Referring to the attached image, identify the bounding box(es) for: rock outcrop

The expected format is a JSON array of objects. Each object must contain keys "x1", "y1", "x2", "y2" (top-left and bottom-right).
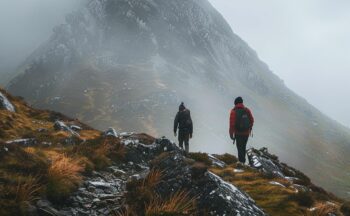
[
  {"x1": 0, "y1": 92, "x2": 15, "y2": 112},
  {"x1": 36, "y1": 137, "x2": 267, "y2": 216}
]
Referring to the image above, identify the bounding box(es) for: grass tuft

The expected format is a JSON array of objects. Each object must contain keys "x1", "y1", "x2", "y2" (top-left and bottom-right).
[
  {"x1": 288, "y1": 191, "x2": 315, "y2": 208},
  {"x1": 15, "y1": 175, "x2": 42, "y2": 206},
  {"x1": 145, "y1": 190, "x2": 197, "y2": 216},
  {"x1": 46, "y1": 154, "x2": 84, "y2": 202}
]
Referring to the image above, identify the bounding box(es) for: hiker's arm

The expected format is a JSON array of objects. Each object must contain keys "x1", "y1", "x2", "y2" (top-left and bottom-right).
[
  {"x1": 229, "y1": 109, "x2": 235, "y2": 139},
  {"x1": 174, "y1": 113, "x2": 179, "y2": 133}
]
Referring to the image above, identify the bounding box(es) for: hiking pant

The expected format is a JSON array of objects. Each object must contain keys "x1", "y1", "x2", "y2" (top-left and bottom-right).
[
  {"x1": 178, "y1": 130, "x2": 190, "y2": 153},
  {"x1": 235, "y1": 135, "x2": 249, "y2": 163}
]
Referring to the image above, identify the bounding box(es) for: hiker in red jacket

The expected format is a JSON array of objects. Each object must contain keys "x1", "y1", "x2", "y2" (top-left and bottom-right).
[{"x1": 229, "y1": 97, "x2": 254, "y2": 164}]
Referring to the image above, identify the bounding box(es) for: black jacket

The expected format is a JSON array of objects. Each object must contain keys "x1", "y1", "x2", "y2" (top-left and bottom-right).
[{"x1": 174, "y1": 109, "x2": 193, "y2": 134}]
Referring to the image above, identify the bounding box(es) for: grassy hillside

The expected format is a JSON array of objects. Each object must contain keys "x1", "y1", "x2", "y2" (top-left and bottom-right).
[{"x1": 1, "y1": 88, "x2": 349, "y2": 216}]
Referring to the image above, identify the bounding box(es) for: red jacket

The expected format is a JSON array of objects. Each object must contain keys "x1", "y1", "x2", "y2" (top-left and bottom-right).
[{"x1": 229, "y1": 103, "x2": 254, "y2": 137}]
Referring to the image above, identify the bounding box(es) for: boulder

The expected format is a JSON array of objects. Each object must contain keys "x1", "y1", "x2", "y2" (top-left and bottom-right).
[
  {"x1": 247, "y1": 148, "x2": 285, "y2": 178},
  {"x1": 103, "y1": 127, "x2": 118, "y2": 137},
  {"x1": 54, "y1": 120, "x2": 79, "y2": 137}
]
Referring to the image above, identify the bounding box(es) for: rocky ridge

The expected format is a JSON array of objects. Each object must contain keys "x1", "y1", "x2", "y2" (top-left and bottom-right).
[{"x1": 32, "y1": 136, "x2": 267, "y2": 216}]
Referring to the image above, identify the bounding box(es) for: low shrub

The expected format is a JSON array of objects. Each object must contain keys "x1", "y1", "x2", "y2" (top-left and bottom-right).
[{"x1": 288, "y1": 191, "x2": 314, "y2": 207}]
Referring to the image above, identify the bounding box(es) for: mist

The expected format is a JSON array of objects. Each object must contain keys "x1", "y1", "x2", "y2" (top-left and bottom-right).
[
  {"x1": 0, "y1": 0, "x2": 83, "y2": 84},
  {"x1": 1, "y1": 0, "x2": 350, "y2": 128},
  {"x1": 209, "y1": 0, "x2": 350, "y2": 128}
]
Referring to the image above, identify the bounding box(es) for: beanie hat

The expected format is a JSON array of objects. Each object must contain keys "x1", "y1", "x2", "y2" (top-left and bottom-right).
[
  {"x1": 179, "y1": 102, "x2": 186, "y2": 111},
  {"x1": 234, "y1": 97, "x2": 243, "y2": 105}
]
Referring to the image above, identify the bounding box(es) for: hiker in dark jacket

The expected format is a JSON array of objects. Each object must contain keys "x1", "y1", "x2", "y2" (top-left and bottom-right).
[
  {"x1": 174, "y1": 102, "x2": 193, "y2": 153},
  {"x1": 229, "y1": 97, "x2": 254, "y2": 164}
]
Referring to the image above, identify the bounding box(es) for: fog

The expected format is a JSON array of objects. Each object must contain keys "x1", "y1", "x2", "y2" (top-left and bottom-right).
[
  {"x1": 0, "y1": 0, "x2": 83, "y2": 83},
  {"x1": 1, "y1": 0, "x2": 350, "y2": 128},
  {"x1": 209, "y1": 0, "x2": 350, "y2": 128}
]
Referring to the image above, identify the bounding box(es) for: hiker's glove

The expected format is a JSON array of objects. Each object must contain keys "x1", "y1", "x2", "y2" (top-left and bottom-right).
[
  {"x1": 190, "y1": 134, "x2": 193, "y2": 139},
  {"x1": 174, "y1": 132, "x2": 177, "y2": 137}
]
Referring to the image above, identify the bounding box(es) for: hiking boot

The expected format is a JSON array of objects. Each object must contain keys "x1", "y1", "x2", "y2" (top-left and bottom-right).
[{"x1": 236, "y1": 162, "x2": 245, "y2": 169}]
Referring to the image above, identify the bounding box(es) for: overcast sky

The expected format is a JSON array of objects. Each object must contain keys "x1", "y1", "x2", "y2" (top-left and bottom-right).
[
  {"x1": 209, "y1": 0, "x2": 350, "y2": 128},
  {"x1": 0, "y1": 0, "x2": 349, "y2": 127}
]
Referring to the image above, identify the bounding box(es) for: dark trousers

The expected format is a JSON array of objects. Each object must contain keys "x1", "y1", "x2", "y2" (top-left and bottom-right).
[
  {"x1": 178, "y1": 130, "x2": 190, "y2": 153},
  {"x1": 235, "y1": 135, "x2": 249, "y2": 163}
]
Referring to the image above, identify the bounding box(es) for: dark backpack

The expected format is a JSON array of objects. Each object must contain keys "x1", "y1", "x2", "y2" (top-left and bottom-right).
[{"x1": 235, "y1": 108, "x2": 251, "y2": 132}]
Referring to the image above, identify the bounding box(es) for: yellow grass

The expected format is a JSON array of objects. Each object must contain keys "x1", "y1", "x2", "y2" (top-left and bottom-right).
[
  {"x1": 210, "y1": 165, "x2": 306, "y2": 216},
  {"x1": 15, "y1": 175, "x2": 42, "y2": 205},
  {"x1": 145, "y1": 190, "x2": 197, "y2": 216},
  {"x1": 143, "y1": 169, "x2": 163, "y2": 189},
  {"x1": 48, "y1": 154, "x2": 84, "y2": 185}
]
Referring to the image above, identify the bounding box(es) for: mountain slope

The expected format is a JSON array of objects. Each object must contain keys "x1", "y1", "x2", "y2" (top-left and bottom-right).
[
  {"x1": 0, "y1": 88, "x2": 347, "y2": 215},
  {"x1": 6, "y1": 0, "x2": 350, "y2": 198}
]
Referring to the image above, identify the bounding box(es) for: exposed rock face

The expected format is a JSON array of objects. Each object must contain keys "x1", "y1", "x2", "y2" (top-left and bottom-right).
[
  {"x1": 0, "y1": 92, "x2": 15, "y2": 112},
  {"x1": 40, "y1": 137, "x2": 266, "y2": 216},
  {"x1": 247, "y1": 147, "x2": 330, "y2": 194},
  {"x1": 151, "y1": 149, "x2": 267, "y2": 216}
]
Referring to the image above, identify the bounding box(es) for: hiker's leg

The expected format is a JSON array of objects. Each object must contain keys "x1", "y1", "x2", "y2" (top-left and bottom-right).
[
  {"x1": 184, "y1": 133, "x2": 190, "y2": 153},
  {"x1": 178, "y1": 131, "x2": 184, "y2": 149},
  {"x1": 236, "y1": 136, "x2": 248, "y2": 163},
  {"x1": 241, "y1": 136, "x2": 249, "y2": 163}
]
